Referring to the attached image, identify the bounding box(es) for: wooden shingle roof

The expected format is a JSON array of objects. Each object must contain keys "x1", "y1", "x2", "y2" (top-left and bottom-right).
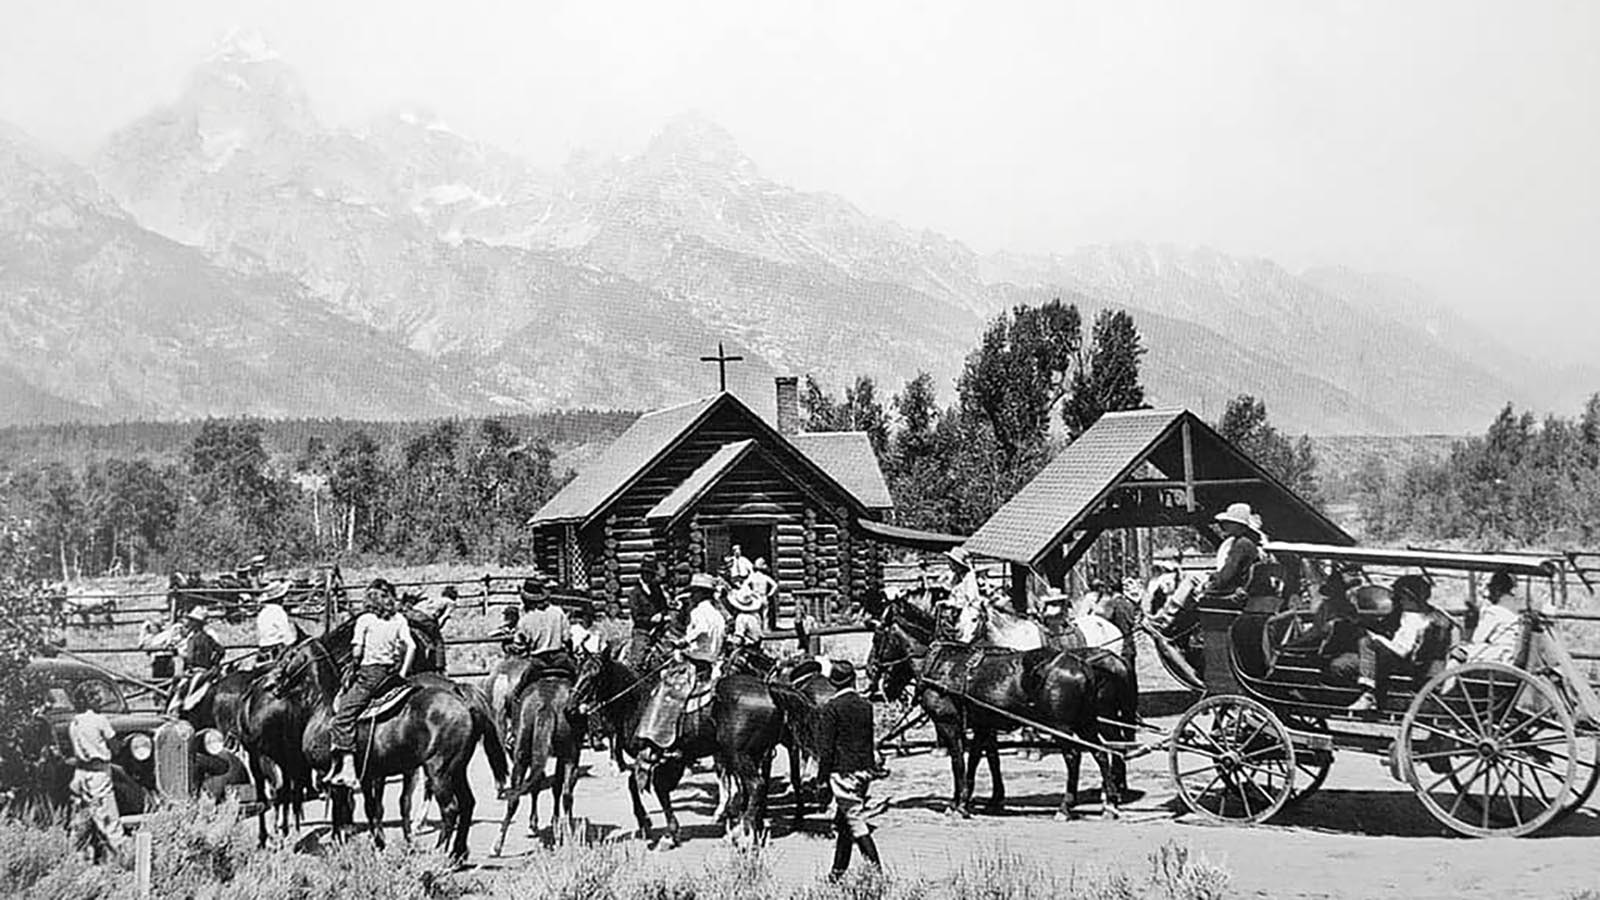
[
  {"x1": 788, "y1": 432, "x2": 894, "y2": 510},
  {"x1": 964, "y1": 408, "x2": 1351, "y2": 566},
  {"x1": 645, "y1": 439, "x2": 757, "y2": 524}
]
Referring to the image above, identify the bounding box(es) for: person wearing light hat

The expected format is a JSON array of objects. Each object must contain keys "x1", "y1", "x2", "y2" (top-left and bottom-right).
[
  {"x1": 145, "y1": 604, "x2": 225, "y2": 716},
  {"x1": 814, "y1": 660, "x2": 882, "y2": 879},
  {"x1": 941, "y1": 545, "x2": 983, "y2": 610},
  {"x1": 254, "y1": 580, "x2": 297, "y2": 665},
  {"x1": 1148, "y1": 502, "x2": 1265, "y2": 637},
  {"x1": 676, "y1": 572, "x2": 727, "y2": 673},
  {"x1": 725, "y1": 575, "x2": 766, "y2": 653},
  {"x1": 1451, "y1": 567, "x2": 1525, "y2": 666}
]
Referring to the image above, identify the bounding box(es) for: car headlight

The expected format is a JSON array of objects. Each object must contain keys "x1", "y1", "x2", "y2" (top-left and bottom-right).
[{"x1": 129, "y1": 734, "x2": 153, "y2": 761}]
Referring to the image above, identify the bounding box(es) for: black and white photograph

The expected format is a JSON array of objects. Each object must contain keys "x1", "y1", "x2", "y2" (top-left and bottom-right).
[{"x1": 1, "y1": 2, "x2": 1596, "y2": 898}]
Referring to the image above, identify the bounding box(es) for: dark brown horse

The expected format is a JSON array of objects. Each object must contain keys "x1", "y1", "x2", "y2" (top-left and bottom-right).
[
  {"x1": 570, "y1": 647, "x2": 784, "y2": 849},
  {"x1": 238, "y1": 668, "x2": 315, "y2": 846},
  {"x1": 490, "y1": 657, "x2": 583, "y2": 855},
  {"x1": 869, "y1": 594, "x2": 1134, "y2": 819},
  {"x1": 920, "y1": 641, "x2": 1132, "y2": 820},
  {"x1": 270, "y1": 636, "x2": 483, "y2": 861}
]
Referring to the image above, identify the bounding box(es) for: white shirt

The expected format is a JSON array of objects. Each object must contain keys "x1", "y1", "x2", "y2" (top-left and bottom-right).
[
  {"x1": 682, "y1": 600, "x2": 727, "y2": 663},
  {"x1": 946, "y1": 570, "x2": 982, "y2": 608},
  {"x1": 570, "y1": 622, "x2": 604, "y2": 655},
  {"x1": 745, "y1": 569, "x2": 778, "y2": 604},
  {"x1": 256, "y1": 602, "x2": 295, "y2": 648},
  {"x1": 352, "y1": 612, "x2": 415, "y2": 668},
  {"x1": 1376, "y1": 610, "x2": 1430, "y2": 659},
  {"x1": 1463, "y1": 603, "x2": 1522, "y2": 664},
  {"x1": 729, "y1": 555, "x2": 754, "y2": 581}
]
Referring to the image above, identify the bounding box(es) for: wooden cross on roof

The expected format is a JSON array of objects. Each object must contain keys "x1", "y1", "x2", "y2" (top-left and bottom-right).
[{"x1": 700, "y1": 341, "x2": 744, "y2": 392}]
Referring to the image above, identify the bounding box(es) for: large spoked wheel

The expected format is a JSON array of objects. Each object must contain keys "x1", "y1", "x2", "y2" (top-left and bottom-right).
[
  {"x1": 1279, "y1": 716, "x2": 1333, "y2": 808},
  {"x1": 1399, "y1": 661, "x2": 1578, "y2": 837},
  {"x1": 1170, "y1": 694, "x2": 1296, "y2": 824}
]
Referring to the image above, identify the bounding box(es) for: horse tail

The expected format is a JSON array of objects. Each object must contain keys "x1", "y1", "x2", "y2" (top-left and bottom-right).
[
  {"x1": 510, "y1": 684, "x2": 561, "y2": 798},
  {"x1": 766, "y1": 681, "x2": 819, "y2": 755},
  {"x1": 457, "y1": 681, "x2": 509, "y2": 788}
]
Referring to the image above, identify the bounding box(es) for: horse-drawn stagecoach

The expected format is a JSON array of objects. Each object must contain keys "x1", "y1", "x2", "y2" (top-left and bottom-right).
[{"x1": 1156, "y1": 542, "x2": 1600, "y2": 837}]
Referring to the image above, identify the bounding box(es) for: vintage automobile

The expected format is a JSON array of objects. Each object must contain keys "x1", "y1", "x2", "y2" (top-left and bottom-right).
[{"x1": 25, "y1": 657, "x2": 166, "y2": 813}]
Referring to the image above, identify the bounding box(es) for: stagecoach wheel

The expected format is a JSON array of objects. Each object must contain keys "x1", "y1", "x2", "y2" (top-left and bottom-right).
[
  {"x1": 1399, "y1": 661, "x2": 1577, "y2": 838},
  {"x1": 1169, "y1": 694, "x2": 1296, "y2": 825},
  {"x1": 1550, "y1": 734, "x2": 1600, "y2": 825}
]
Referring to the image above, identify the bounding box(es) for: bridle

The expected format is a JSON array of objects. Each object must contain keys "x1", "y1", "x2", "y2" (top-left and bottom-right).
[{"x1": 271, "y1": 637, "x2": 332, "y2": 698}]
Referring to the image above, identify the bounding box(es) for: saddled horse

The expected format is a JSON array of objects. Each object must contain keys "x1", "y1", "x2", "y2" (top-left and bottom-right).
[
  {"x1": 486, "y1": 653, "x2": 585, "y2": 855},
  {"x1": 570, "y1": 647, "x2": 786, "y2": 849},
  {"x1": 269, "y1": 636, "x2": 486, "y2": 861},
  {"x1": 319, "y1": 614, "x2": 507, "y2": 834},
  {"x1": 239, "y1": 663, "x2": 316, "y2": 846}
]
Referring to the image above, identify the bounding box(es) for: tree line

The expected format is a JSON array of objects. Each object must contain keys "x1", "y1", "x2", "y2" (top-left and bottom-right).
[
  {"x1": 0, "y1": 417, "x2": 571, "y2": 581},
  {"x1": 1354, "y1": 397, "x2": 1600, "y2": 548}
]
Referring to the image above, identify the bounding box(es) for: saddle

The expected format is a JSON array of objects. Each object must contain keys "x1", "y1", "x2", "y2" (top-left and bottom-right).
[
  {"x1": 357, "y1": 682, "x2": 420, "y2": 722},
  {"x1": 636, "y1": 661, "x2": 717, "y2": 752}
]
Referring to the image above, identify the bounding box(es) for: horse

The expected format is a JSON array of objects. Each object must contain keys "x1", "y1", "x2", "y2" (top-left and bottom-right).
[
  {"x1": 58, "y1": 593, "x2": 117, "y2": 628},
  {"x1": 319, "y1": 614, "x2": 508, "y2": 837},
  {"x1": 269, "y1": 636, "x2": 484, "y2": 861},
  {"x1": 239, "y1": 665, "x2": 316, "y2": 847},
  {"x1": 870, "y1": 591, "x2": 1133, "y2": 820},
  {"x1": 570, "y1": 646, "x2": 786, "y2": 849},
  {"x1": 490, "y1": 655, "x2": 584, "y2": 855}
]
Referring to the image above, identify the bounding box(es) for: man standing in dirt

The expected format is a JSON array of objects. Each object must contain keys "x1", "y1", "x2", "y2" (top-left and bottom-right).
[
  {"x1": 68, "y1": 686, "x2": 126, "y2": 865},
  {"x1": 815, "y1": 660, "x2": 881, "y2": 880}
]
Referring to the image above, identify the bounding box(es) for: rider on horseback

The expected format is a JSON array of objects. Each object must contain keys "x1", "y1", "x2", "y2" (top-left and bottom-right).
[
  {"x1": 143, "y1": 606, "x2": 224, "y2": 717},
  {"x1": 635, "y1": 573, "x2": 725, "y2": 756},
  {"x1": 254, "y1": 581, "x2": 297, "y2": 667},
  {"x1": 329, "y1": 580, "x2": 417, "y2": 789}
]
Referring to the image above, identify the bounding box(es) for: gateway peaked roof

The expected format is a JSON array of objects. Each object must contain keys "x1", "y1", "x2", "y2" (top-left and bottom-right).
[{"x1": 963, "y1": 408, "x2": 1351, "y2": 567}]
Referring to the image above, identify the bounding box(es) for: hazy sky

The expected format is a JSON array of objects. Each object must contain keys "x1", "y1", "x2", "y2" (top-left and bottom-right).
[{"x1": 3, "y1": 0, "x2": 1596, "y2": 363}]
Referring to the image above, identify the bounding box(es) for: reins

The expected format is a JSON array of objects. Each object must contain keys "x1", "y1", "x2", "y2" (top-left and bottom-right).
[{"x1": 580, "y1": 657, "x2": 675, "y2": 716}]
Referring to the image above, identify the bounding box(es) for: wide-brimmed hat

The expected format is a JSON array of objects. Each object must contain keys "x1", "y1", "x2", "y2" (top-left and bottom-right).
[
  {"x1": 754, "y1": 557, "x2": 770, "y2": 573},
  {"x1": 245, "y1": 553, "x2": 268, "y2": 569},
  {"x1": 1213, "y1": 503, "x2": 1258, "y2": 530},
  {"x1": 727, "y1": 588, "x2": 763, "y2": 613},
  {"x1": 260, "y1": 581, "x2": 290, "y2": 603},
  {"x1": 828, "y1": 659, "x2": 856, "y2": 688},
  {"x1": 519, "y1": 577, "x2": 548, "y2": 598},
  {"x1": 946, "y1": 546, "x2": 972, "y2": 568},
  {"x1": 689, "y1": 572, "x2": 718, "y2": 592},
  {"x1": 185, "y1": 606, "x2": 211, "y2": 623}
]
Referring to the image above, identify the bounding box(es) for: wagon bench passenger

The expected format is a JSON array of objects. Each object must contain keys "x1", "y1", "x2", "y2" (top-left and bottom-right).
[
  {"x1": 329, "y1": 580, "x2": 416, "y2": 789},
  {"x1": 1349, "y1": 575, "x2": 1451, "y2": 711}
]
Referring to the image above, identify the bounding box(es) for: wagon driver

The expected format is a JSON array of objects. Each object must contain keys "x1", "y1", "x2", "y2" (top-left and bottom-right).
[
  {"x1": 1148, "y1": 502, "x2": 1264, "y2": 638},
  {"x1": 935, "y1": 546, "x2": 984, "y2": 632},
  {"x1": 142, "y1": 605, "x2": 224, "y2": 717}
]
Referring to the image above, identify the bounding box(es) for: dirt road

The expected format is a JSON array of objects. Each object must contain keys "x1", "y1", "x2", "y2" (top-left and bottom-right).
[{"x1": 453, "y1": 710, "x2": 1600, "y2": 900}]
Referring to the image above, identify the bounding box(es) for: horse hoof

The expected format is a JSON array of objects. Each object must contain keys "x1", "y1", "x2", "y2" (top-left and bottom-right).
[
  {"x1": 1054, "y1": 810, "x2": 1075, "y2": 822},
  {"x1": 1102, "y1": 808, "x2": 1121, "y2": 821}
]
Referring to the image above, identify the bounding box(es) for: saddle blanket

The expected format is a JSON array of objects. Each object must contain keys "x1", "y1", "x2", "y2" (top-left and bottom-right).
[{"x1": 357, "y1": 683, "x2": 420, "y2": 721}]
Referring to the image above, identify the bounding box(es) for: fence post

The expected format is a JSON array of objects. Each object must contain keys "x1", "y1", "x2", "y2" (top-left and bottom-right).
[
  {"x1": 322, "y1": 568, "x2": 334, "y2": 635},
  {"x1": 482, "y1": 574, "x2": 492, "y2": 617},
  {"x1": 134, "y1": 830, "x2": 152, "y2": 899}
]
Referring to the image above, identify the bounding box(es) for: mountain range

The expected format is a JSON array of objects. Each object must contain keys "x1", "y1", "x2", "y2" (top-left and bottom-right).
[{"x1": 0, "y1": 32, "x2": 1588, "y2": 434}]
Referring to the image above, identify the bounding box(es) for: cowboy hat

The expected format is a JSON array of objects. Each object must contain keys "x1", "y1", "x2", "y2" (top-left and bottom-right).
[
  {"x1": 185, "y1": 606, "x2": 211, "y2": 623},
  {"x1": 259, "y1": 581, "x2": 290, "y2": 603},
  {"x1": 1213, "y1": 502, "x2": 1258, "y2": 530},
  {"x1": 519, "y1": 576, "x2": 547, "y2": 596},
  {"x1": 754, "y1": 557, "x2": 770, "y2": 573},
  {"x1": 727, "y1": 588, "x2": 764, "y2": 613},
  {"x1": 945, "y1": 546, "x2": 972, "y2": 568},
  {"x1": 828, "y1": 659, "x2": 856, "y2": 688},
  {"x1": 689, "y1": 572, "x2": 718, "y2": 592}
]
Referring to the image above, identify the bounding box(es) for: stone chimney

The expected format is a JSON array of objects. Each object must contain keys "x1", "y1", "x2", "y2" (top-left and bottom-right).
[{"x1": 775, "y1": 376, "x2": 800, "y2": 435}]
